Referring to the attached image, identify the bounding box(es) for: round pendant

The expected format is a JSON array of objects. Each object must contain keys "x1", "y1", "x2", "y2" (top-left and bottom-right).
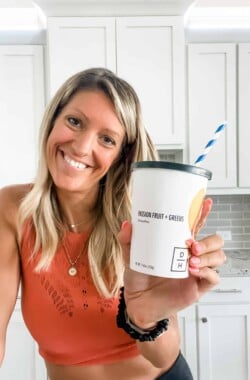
[{"x1": 68, "y1": 267, "x2": 77, "y2": 276}]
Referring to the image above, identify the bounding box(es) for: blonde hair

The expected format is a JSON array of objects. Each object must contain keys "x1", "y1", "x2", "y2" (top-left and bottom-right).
[{"x1": 18, "y1": 67, "x2": 158, "y2": 297}]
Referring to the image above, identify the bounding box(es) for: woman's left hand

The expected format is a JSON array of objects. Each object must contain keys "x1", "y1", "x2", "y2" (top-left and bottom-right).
[{"x1": 118, "y1": 198, "x2": 226, "y2": 329}]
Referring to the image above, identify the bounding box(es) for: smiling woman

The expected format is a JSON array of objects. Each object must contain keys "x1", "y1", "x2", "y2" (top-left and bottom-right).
[{"x1": 0, "y1": 67, "x2": 225, "y2": 380}]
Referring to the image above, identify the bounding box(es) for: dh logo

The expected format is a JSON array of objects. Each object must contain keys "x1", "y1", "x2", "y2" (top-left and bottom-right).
[{"x1": 171, "y1": 247, "x2": 188, "y2": 272}]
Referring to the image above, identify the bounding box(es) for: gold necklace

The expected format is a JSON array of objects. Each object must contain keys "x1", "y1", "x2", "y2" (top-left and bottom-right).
[
  {"x1": 62, "y1": 240, "x2": 86, "y2": 276},
  {"x1": 68, "y1": 220, "x2": 85, "y2": 230}
]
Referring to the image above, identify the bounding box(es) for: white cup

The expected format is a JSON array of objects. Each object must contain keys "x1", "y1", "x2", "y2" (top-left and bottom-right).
[{"x1": 130, "y1": 161, "x2": 212, "y2": 278}]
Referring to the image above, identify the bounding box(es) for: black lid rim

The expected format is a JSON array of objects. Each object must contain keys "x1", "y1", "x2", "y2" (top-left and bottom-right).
[{"x1": 132, "y1": 161, "x2": 212, "y2": 180}]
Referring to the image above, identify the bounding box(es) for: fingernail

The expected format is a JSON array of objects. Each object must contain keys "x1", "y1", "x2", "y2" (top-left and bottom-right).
[
  {"x1": 193, "y1": 242, "x2": 202, "y2": 254},
  {"x1": 189, "y1": 267, "x2": 200, "y2": 273},
  {"x1": 190, "y1": 256, "x2": 200, "y2": 265}
]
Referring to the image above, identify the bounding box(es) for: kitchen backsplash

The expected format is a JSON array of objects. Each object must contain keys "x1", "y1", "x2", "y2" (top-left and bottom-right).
[{"x1": 198, "y1": 195, "x2": 250, "y2": 250}]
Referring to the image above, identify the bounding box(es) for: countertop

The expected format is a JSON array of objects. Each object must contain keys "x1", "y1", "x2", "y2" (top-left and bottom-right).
[{"x1": 220, "y1": 249, "x2": 250, "y2": 277}]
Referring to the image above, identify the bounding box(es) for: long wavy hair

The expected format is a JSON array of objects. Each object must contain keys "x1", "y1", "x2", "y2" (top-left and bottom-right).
[{"x1": 18, "y1": 67, "x2": 158, "y2": 297}]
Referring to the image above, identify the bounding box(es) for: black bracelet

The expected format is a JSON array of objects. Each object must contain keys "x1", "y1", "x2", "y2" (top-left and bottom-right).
[{"x1": 116, "y1": 287, "x2": 169, "y2": 342}]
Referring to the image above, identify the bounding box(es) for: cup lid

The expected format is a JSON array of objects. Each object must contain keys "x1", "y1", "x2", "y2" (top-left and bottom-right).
[{"x1": 132, "y1": 161, "x2": 212, "y2": 180}]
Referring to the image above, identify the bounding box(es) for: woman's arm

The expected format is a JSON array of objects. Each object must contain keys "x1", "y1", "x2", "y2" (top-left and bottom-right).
[
  {"x1": 136, "y1": 314, "x2": 180, "y2": 369},
  {"x1": 118, "y1": 199, "x2": 225, "y2": 368},
  {"x1": 0, "y1": 186, "x2": 21, "y2": 365}
]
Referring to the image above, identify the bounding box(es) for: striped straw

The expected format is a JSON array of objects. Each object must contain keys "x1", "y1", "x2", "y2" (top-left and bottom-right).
[{"x1": 194, "y1": 123, "x2": 227, "y2": 166}]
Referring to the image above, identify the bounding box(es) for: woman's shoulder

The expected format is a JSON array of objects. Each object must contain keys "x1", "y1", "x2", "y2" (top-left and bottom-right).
[
  {"x1": 0, "y1": 183, "x2": 33, "y2": 221},
  {"x1": 0, "y1": 183, "x2": 32, "y2": 203}
]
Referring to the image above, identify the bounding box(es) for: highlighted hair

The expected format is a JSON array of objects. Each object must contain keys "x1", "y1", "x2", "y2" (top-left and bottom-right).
[{"x1": 18, "y1": 68, "x2": 158, "y2": 297}]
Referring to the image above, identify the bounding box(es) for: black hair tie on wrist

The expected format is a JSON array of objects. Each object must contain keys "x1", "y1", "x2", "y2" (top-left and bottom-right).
[{"x1": 116, "y1": 287, "x2": 169, "y2": 342}]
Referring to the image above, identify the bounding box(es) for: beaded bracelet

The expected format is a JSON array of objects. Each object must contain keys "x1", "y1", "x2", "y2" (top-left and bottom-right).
[{"x1": 116, "y1": 287, "x2": 169, "y2": 342}]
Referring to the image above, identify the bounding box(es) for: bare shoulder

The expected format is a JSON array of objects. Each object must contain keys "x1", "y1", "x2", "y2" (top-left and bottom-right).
[{"x1": 0, "y1": 183, "x2": 32, "y2": 226}]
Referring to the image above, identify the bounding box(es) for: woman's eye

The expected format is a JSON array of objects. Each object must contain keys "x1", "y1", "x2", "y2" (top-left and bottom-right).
[
  {"x1": 102, "y1": 135, "x2": 116, "y2": 146},
  {"x1": 68, "y1": 117, "x2": 81, "y2": 128}
]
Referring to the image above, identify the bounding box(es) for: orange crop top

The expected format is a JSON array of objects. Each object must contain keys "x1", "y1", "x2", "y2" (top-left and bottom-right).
[{"x1": 20, "y1": 224, "x2": 139, "y2": 366}]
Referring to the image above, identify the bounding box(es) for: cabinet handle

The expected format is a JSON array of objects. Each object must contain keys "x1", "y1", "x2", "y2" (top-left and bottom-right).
[
  {"x1": 201, "y1": 317, "x2": 208, "y2": 323},
  {"x1": 211, "y1": 288, "x2": 242, "y2": 293}
]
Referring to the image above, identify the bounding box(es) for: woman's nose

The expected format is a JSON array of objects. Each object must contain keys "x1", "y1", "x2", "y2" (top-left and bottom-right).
[{"x1": 73, "y1": 131, "x2": 96, "y2": 156}]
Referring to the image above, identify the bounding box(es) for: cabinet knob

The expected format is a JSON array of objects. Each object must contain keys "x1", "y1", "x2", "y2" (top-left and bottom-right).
[{"x1": 201, "y1": 317, "x2": 208, "y2": 323}]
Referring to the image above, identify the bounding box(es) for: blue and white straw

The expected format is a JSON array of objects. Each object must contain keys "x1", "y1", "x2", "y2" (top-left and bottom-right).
[{"x1": 194, "y1": 123, "x2": 227, "y2": 166}]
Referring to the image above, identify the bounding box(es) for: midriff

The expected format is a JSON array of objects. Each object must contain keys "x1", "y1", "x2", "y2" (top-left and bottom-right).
[{"x1": 45, "y1": 354, "x2": 172, "y2": 380}]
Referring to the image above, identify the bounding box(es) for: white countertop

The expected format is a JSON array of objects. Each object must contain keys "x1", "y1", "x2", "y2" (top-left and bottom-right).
[{"x1": 220, "y1": 249, "x2": 250, "y2": 277}]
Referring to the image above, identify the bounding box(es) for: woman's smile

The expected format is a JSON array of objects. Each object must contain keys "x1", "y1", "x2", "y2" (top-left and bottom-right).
[{"x1": 63, "y1": 152, "x2": 88, "y2": 171}]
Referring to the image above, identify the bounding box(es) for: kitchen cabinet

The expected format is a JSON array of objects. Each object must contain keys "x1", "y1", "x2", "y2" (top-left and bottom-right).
[
  {"x1": 198, "y1": 277, "x2": 250, "y2": 380},
  {"x1": 116, "y1": 17, "x2": 185, "y2": 146},
  {"x1": 47, "y1": 16, "x2": 185, "y2": 146},
  {"x1": 178, "y1": 306, "x2": 198, "y2": 379},
  {"x1": 0, "y1": 45, "x2": 45, "y2": 187},
  {"x1": 0, "y1": 299, "x2": 47, "y2": 380},
  {"x1": 0, "y1": 45, "x2": 47, "y2": 378},
  {"x1": 179, "y1": 277, "x2": 250, "y2": 380},
  {"x1": 187, "y1": 43, "x2": 237, "y2": 190},
  {"x1": 238, "y1": 43, "x2": 250, "y2": 188},
  {"x1": 188, "y1": 42, "x2": 250, "y2": 193},
  {"x1": 47, "y1": 17, "x2": 116, "y2": 96},
  {"x1": 197, "y1": 303, "x2": 250, "y2": 380}
]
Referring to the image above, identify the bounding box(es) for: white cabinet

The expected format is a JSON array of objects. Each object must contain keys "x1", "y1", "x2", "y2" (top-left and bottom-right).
[
  {"x1": 179, "y1": 277, "x2": 250, "y2": 380},
  {"x1": 116, "y1": 17, "x2": 185, "y2": 146},
  {"x1": 188, "y1": 42, "x2": 250, "y2": 193},
  {"x1": 178, "y1": 306, "x2": 198, "y2": 379},
  {"x1": 197, "y1": 303, "x2": 250, "y2": 380},
  {"x1": 47, "y1": 16, "x2": 185, "y2": 146},
  {"x1": 0, "y1": 45, "x2": 45, "y2": 188},
  {"x1": 0, "y1": 299, "x2": 47, "y2": 380},
  {"x1": 188, "y1": 43, "x2": 237, "y2": 190},
  {"x1": 0, "y1": 45, "x2": 47, "y2": 377},
  {"x1": 47, "y1": 17, "x2": 116, "y2": 96},
  {"x1": 197, "y1": 277, "x2": 250, "y2": 380},
  {"x1": 238, "y1": 43, "x2": 250, "y2": 188}
]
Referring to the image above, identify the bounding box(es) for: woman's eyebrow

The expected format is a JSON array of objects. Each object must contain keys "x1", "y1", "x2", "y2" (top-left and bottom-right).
[
  {"x1": 66, "y1": 107, "x2": 89, "y2": 122},
  {"x1": 102, "y1": 128, "x2": 124, "y2": 139}
]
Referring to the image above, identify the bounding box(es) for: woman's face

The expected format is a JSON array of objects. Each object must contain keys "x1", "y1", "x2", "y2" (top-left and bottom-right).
[{"x1": 46, "y1": 90, "x2": 125, "y2": 195}]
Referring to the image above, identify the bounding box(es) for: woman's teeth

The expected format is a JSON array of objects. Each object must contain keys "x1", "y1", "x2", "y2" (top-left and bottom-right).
[{"x1": 64, "y1": 154, "x2": 87, "y2": 170}]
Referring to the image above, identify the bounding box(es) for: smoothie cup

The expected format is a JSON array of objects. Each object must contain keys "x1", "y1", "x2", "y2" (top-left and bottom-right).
[{"x1": 130, "y1": 161, "x2": 212, "y2": 278}]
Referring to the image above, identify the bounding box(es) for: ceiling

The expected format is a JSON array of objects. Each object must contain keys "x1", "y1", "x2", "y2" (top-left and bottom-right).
[
  {"x1": 195, "y1": 0, "x2": 250, "y2": 5},
  {"x1": 0, "y1": 0, "x2": 249, "y2": 42},
  {"x1": 0, "y1": 0, "x2": 249, "y2": 19},
  {"x1": 0, "y1": 0, "x2": 249, "y2": 7}
]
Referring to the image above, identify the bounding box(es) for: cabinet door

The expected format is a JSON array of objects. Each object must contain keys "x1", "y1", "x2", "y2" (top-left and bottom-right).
[
  {"x1": 188, "y1": 43, "x2": 237, "y2": 188},
  {"x1": 238, "y1": 43, "x2": 250, "y2": 188},
  {"x1": 178, "y1": 306, "x2": 198, "y2": 380},
  {"x1": 47, "y1": 17, "x2": 116, "y2": 97},
  {"x1": 0, "y1": 300, "x2": 47, "y2": 380},
  {"x1": 0, "y1": 45, "x2": 45, "y2": 187},
  {"x1": 197, "y1": 304, "x2": 250, "y2": 380},
  {"x1": 116, "y1": 16, "x2": 185, "y2": 146}
]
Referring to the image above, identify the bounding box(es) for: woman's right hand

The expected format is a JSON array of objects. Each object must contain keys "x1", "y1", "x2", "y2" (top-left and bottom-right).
[{"x1": 118, "y1": 220, "x2": 225, "y2": 329}]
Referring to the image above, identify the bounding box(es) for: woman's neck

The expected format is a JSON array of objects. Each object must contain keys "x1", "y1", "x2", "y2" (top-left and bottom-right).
[{"x1": 56, "y1": 187, "x2": 99, "y2": 232}]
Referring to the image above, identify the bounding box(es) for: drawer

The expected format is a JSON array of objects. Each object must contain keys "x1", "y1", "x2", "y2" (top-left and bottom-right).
[{"x1": 199, "y1": 277, "x2": 250, "y2": 303}]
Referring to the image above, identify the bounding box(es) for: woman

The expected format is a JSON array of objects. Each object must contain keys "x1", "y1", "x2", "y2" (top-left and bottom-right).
[{"x1": 0, "y1": 68, "x2": 225, "y2": 380}]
